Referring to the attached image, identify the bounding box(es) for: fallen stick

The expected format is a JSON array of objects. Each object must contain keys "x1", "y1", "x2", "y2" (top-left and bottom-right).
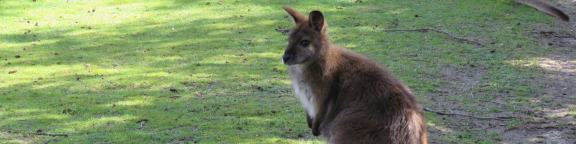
[
  {"x1": 384, "y1": 28, "x2": 486, "y2": 47},
  {"x1": 424, "y1": 107, "x2": 515, "y2": 120},
  {"x1": 137, "y1": 120, "x2": 147, "y2": 129},
  {"x1": 275, "y1": 28, "x2": 291, "y2": 33},
  {"x1": 504, "y1": 125, "x2": 560, "y2": 132},
  {"x1": 34, "y1": 132, "x2": 68, "y2": 137}
]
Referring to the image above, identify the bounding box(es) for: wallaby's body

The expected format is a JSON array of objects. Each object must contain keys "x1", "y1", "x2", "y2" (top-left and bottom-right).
[
  {"x1": 515, "y1": 0, "x2": 570, "y2": 22},
  {"x1": 281, "y1": 6, "x2": 427, "y2": 144}
]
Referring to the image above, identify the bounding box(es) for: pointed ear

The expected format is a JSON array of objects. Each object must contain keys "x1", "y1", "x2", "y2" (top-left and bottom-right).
[
  {"x1": 309, "y1": 10, "x2": 325, "y2": 31},
  {"x1": 282, "y1": 6, "x2": 307, "y2": 24}
]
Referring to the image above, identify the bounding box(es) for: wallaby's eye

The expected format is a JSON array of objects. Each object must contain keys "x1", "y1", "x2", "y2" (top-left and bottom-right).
[{"x1": 300, "y1": 40, "x2": 310, "y2": 47}]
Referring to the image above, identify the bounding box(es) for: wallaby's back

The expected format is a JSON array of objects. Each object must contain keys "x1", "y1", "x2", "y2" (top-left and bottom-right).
[{"x1": 324, "y1": 48, "x2": 428, "y2": 144}]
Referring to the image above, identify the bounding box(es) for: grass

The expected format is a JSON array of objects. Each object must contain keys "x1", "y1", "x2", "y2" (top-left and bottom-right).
[{"x1": 0, "y1": 0, "x2": 568, "y2": 143}]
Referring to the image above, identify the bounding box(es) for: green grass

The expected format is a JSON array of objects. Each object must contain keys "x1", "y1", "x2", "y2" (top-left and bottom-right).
[{"x1": 0, "y1": 0, "x2": 566, "y2": 143}]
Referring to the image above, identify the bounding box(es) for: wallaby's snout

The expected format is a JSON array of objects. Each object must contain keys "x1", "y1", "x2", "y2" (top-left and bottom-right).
[{"x1": 282, "y1": 53, "x2": 294, "y2": 65}]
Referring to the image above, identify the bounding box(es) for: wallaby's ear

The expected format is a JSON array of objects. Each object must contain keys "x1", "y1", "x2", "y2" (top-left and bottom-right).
[
  {"x1": 309, "y1": 10, "x2": 325, "y2": 31},
  {"x1": 282, "y1": 6, "x2": 307, "y2": 24}
]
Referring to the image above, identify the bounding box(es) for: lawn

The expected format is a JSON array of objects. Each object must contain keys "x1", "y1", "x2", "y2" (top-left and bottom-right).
[{"x1": 1, "y1": 0, "x2": 575, "y2": 143}]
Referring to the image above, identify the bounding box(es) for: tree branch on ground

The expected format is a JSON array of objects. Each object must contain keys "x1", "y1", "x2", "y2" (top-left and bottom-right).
[
  {"x1": 424, "y1": 107, "x2": 515, "y2": 120},
  {"x1": 384, "y1": 28, "x2": 486, "y2": 47},
  {"x1": 34, "y1": 132, "x2": 69, "y2": 137}
]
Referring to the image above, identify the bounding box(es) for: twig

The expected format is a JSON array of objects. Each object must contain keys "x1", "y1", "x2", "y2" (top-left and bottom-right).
[
  {"x1": 137, "y1": 120, "x2": 146, "y2": 129},
  {"x1": 384, "y1": 28, "x2": 486, "y2": 47},
  {"x1": 504, "y1": 125, "x2": 560, "y2": 132},
  {"x1": 275, "y1": 28, "x2": 291, "y2": 33},
  {"x1": 170, "y1": 95, "x2": 181, "y2": 98},
  {"x1": 424, "y1": 107, "x2": 515, "y2": 120},
  {"x1": 34, "y1": 132, "x2": 68, "y2": 137}
]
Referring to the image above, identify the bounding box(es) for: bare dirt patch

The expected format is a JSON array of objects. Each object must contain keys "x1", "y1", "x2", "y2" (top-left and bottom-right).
[
  {"x1": 503, "y1": 0, "x2": 576, "y2": 143},
  {"x1": 427, "y1": 1, "x2": 576, "y2": 143}
]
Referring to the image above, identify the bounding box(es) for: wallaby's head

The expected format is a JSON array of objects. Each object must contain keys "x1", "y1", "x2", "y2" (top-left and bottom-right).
[{"x1": 281, "y1": 6, "x2": 328, "y2": 65}]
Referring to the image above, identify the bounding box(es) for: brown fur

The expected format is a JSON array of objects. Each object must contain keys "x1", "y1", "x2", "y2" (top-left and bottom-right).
[
  {"x1": 281, "y1": 6, "x2": 428, "y2": 144},
  {"x1": 515, "y1": 0, "x2": 570, "y2": 22}
]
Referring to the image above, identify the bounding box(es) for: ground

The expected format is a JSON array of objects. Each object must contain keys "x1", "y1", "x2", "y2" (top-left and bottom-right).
[
  {"x1": 0, "y1": 0, "x2": 575, "y2": 143},
  {"x1": 426, "y1": 1, "x2": 576, "y2": 143}
]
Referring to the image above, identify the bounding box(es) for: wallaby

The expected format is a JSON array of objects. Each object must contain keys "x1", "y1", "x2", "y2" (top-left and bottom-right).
[
  {"x1": 281, "y1": 6, "x2": 428, "y2": 144},
  {"x1": 516, "y1": 0, "x2": 570, "y2": 22}
]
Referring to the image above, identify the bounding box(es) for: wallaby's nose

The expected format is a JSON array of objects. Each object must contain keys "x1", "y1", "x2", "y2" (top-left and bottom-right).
[{"x1": 282, "y1": 54, "x2": 292, "y2": 64}]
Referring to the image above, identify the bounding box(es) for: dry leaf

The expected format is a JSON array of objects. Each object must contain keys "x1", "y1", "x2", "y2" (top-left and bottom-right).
[
  {"x1": 251, "y1": 85, "x2": 262, "y2": 90},
  {"x1": 8, "y1": 69, "x2": 17, "y2": 74}
]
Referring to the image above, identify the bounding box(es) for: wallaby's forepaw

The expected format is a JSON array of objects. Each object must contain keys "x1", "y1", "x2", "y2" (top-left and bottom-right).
[
  {"x1": 312, "y1": 129, "x2": 321, "y2": 136},
  {"x1": 312, "y1": 120, "x2": 321, "y2": 136}
]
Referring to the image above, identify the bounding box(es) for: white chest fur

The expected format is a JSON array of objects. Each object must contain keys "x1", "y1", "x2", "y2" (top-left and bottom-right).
[{"x1": 290, "y1": 65, "x2": 317, "y2": 118}]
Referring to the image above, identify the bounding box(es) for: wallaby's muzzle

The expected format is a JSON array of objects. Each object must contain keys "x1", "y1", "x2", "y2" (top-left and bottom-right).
[{"x1": 282, "y1": 54, "x2": 294, "y2": 65}]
